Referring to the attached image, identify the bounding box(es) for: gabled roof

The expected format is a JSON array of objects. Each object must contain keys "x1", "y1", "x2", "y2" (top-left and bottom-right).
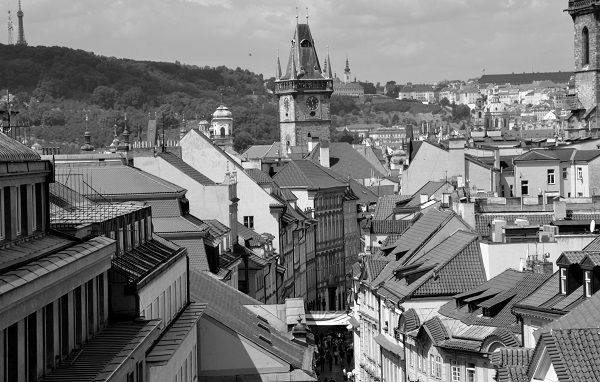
[
  {"x1": 237, "y1": 222, "x2": 262, "y2": 247},
  {"x1": 405, "y1": 180, "x2": 452, "y2": 208},
  {"x1": 273, "y1": 160, "x2": 347, "y2": 190},
  {"x1": 439, "y1": 269, "x2": 551, "y2": 333},
  {"x1": 245, "y1": 168, "x2": 273, "y2": 185},
  {"x1": 513, "y1": 149, "x2": 560, "y2": 162},
  {"x1": 144, "y1": 199, "x2": 181, "y2": 218},
  {"x1": 491, "y1": 347, "x2": 533, "y2": 382},
  {"x1": 535, "y1": 329, "x2": 600, "y2": 382},
  {"x1": 308, "y1": 142, "x2": 386, "y2": 180},
  {"x1": 373, "y1": 194, "x2": 412, "y2": 220},
  {"x1": 157, "y1": 152, "x2": 215, "y2": 186},
  {"x1": 0, "y1": 132, "x2": 41, "y2": 162},
  {"x1": 112, "y1": 236, "x2": 185, "y2": 283},
  {"x1": 377, "y1": 230, "x2": 487, "y2": 301},
  {"x1": 364, "y1": 259, "x2": 390, "y2": 283},
  {"x1": 514, "y1": 271, "x2": 583, "y2": 315},
  {"x1": 171, "y1": 238, "x2": 209, "y2": 272},
  {"x1": 189, "y1": 270, "x2": 311, "y2": 371},
  {"x1": 584, "y1": 235, "x2": 600, "y2": 251},
  {"x1": 55, "y1": 165, "x2": 186, "y2": 199}
]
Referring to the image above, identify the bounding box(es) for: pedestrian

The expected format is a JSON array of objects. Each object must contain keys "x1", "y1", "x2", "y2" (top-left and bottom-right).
[
  {"x1": 346, "y1": 350, "x2": 352, "y2": 366},
  {"x1": 334, "y1": 349, "x2": 339, "y2": 365},
  {"x1": 320, "y1": 353, "x2": 325, "y2": 372},
  {"x1": 327, "y1": 351, "x2": 333, "y2": 371}
]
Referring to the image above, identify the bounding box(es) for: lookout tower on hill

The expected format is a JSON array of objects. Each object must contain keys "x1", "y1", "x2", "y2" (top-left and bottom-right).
[{"x1": 16, "y1": 0, "x2": 26, "y2": 46}]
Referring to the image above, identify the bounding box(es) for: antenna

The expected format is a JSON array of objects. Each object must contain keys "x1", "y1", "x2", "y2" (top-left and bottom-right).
[{"x1": 7, "y1": 6, "x2": 13, "y2": 45}]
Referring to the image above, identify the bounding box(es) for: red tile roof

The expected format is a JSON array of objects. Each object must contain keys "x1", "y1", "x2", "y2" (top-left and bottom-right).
[
  {"x1": 0, "y1": 132, "x2": 41, "y2": 162},
  {"x1": 171, "y1": 238, "x2": 210, "y2": 272},
  {"x1": 245, "y1": 168, "x2": 273, "y2": 185},
  {"x1": 373, "y1": 195, "x2": 411, "y2": 220},
  {"x1": 308, "y1": 142, "x2": 386, "y2": 180}
]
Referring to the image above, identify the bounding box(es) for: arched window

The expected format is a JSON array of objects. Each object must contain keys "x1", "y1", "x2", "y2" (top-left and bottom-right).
[
  {"x1": 478, "y1": 112, "x2": 482, "y2": 118},
  {"x1": 583, "y1": 27, "x2": 590, "y2": 66},
  {"x1": 220, "y1": 127, "x2": 225, "y2": 137}
]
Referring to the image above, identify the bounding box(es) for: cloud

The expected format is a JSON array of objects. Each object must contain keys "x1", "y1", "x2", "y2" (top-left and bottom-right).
[{"x1": 10, "y1": 0, "x2": 573, "y2": 84}]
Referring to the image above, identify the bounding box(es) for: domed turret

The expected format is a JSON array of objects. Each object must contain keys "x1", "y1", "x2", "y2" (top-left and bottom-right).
[{"x1": 212, "y1": 104, "x2": 233, "y2": 119}]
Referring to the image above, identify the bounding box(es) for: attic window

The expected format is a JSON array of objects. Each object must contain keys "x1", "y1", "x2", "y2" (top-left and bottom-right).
[
  {"x1": 257, "y1": 322, "x2": 270, "y2": 332},
  {"x1": 584, "y1": 270, "x2": 592, "y2": 298},
  {"x1": 559, "y1": 268, "x2": 567, "y2": 295},
  {"x1": 482, "y1": 307, "x2": 491, "y2": 318},
  {"x1": 300, "y1": 39, "x2": 312, "y2": 47}
]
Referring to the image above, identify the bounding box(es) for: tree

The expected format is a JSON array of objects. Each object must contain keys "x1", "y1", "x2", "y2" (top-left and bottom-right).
[
  {"x1": 391, "y1": 114, "x2": 400, "y2": 126},
  {"x1": 42, "y1": 109, "x2": 66, "y2": 127},
  {"x1": 233, "y1": 131, "x2": 254, "y2": 153},
  {"x1": 91, "y1": 86, "x2": 119, "y2": 109},
  {"x1": 440, "y1": 97, "x2": 450, "y2": 107}
]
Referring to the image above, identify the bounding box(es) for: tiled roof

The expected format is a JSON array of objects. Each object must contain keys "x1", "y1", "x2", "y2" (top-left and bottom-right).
[
  {"x1": 0, "y1": 132, "x2": 41, "y2": 162},
  {"x1": 365, "y1": 259, "x2": 390, "y2": 283},
  {"x1": 421, "y1": 316, "x2": 449, "y2": 345},
  {"x1": 513, "y1": 150, "x2": 560, "y2": 162},
  {"x1": 157, "y1": 152, "x2": 215, "y2": 185},
  {"x1": 278, "y1": 188, "x2": 298, "y2": 202},
  {"x1": 41, "y1": 320, "x2": 161, "y2": 382},
  {"x1": 146, "y1": 303, "x2": 206, "y2": 364},
  {"x1": 308, "y1": 142, "x2": 386, "y2": 180},
  {"x1": 491, "y1": 347, "x2": 533, "y2": 382},
  {"x1": 370, "y1": 220, "x2": 411, "y2": 234},
  {"x1": 539, "y1": 285, "x2": 600, "y2": 333},
  {"x1": 171, "y1": 238, "x2": 209, "y2": 272},
  {"x1": 237, "y1": 222, "x2": 262, "y2": 247},
  {"x1": 245, "y1": 168, "x2": 273, "y2": 185},
  {"x1": 241, "y1": 144, "x2": 272, "y2": 160},
  {"x1": 537, "y1": 329, "x2": 600, "y2": 382},
  {"x1": 189, "y1": 270, "x2": 310, "y2": 371},
  {"x1": 347, "y1": 179, "x2": 379, "y2": 205},
  {"x1": 144, "y1": 199, "x2": 181, "y2": 218},
  {"x1": 407, "y1": 181, "x2": 451, "y2": 207},
  {"x1": 573, "y1": 149, "x2": 600, "y2": 162},
  {"x1": 515, "y1": 271, "x2": 584, "y2": 315},
  {"x1": 0, "y1": 234, "x2": 74, "y2": 274},
  {"x1": 378, "y1": 230, "x2": 487, "y2": 301},
  {"x1": 273, "y1": 160, "x2": 347, "y2": 190},
  {"x1": 403, "y1": 309, "x2": 421, "y2": 333},
  {"x1": 152, "y1": 216, "x2": 207, "y2": 234},
  {"x1": 112, "y1": 236, "x2": 184, "y2": 283},
  {"x1": 373, "y1": 195, "x2": 411, "y2": 220},
  {"x1": 55, "y1": 165, "x2": 186, "y2": 198},
  {"x1": 583, "y1": 235, "x2": 600, "y2": 251},
  {"x1": 202, "y1": 219, "x2": 231, "y2": 238},
  {"x1": 439, "y1": 269, "x2": 551, "y2": 332}
]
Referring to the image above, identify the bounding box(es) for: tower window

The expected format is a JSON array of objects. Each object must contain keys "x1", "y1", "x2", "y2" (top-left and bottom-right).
[
  {"x1": 583, "y1": 27, "x2": 590, "y2": 66},
  {"x1": 300, "y1": 39, "x2": 312, "y2": 47}
]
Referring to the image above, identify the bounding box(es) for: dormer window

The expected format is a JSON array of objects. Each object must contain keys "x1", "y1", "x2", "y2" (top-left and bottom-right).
[
  {"x1": 585, "y1": 270, "x2": 592, "y2": 298},
  {"x1": 560, "y1": 268, "x2": 567, "y2": 295},
  {"x1": 300, "y1": 39, "x2": 312, "y2": 48}
]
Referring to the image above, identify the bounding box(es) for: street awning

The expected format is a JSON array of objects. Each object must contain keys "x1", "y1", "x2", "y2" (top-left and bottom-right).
[
  {"x1": 348, "y1": 317, "x2": 360, "y2": 328},
  {"x1": 305, "y1": 311, "x2": 350, "y2": 326},
  {"x1": 374, "y1": 334, "x2": 404, "y2": 359}
]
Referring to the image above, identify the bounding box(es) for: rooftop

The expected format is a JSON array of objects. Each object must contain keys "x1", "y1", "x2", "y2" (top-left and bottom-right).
[
  {"x1": 0, "y1": 132, "x2": 41, "y2": 162},
  {"x1": 273, "y1": 160, "x2": 347, "y2": 190},
  {"x1": 157, "y1": 152, "x2": 216, "y2": 186}
]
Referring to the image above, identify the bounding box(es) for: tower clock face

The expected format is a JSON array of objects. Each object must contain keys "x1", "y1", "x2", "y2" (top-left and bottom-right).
[{"x1": 306, "y1": 96, "x2": 319, "y2": 111}]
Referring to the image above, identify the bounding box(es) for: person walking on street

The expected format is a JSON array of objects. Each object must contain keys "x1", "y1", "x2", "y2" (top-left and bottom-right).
[
  {"x1": 334, "y1": 349, "x2": 339, "y2": 365},
  {"x1": 320, "y1": 353, "x2": 325, "y2": 372},
  {"x1": 327, "y1": 351, "x2": 333, "y2": 371}
]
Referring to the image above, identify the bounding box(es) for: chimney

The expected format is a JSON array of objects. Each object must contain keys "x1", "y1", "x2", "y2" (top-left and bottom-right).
[
  {"x1": 307, "y1": 135, "x2": 319, "y2": 153},
  {"x1": 319, "y1": 139, "x2": 330, "y2": 168},
  {"x1": 553, "y1": 201, "x2": 567, "y2": 220}
]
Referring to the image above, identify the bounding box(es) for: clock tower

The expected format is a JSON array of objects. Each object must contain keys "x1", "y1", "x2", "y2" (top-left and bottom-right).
[{"x1": 275, "y1": 22, "x2": 333, "y2": 150}]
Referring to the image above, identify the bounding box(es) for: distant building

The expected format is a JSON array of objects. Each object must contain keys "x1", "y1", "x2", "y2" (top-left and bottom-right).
[
  {"x1": 399, "y1": 83, "x2": 437, "y2": 103},
  {"x1": 332, "y1": 57, "x2": 365, "y2": 97},
  {"x1": 478, "y1": 71, "x2": 573, "y2": 86}
]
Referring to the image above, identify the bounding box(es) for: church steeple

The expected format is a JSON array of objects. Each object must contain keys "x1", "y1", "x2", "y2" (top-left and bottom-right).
[
  {"x1": 275, "y1": 21, "x2": 333, "y2": 148},
  {"x1": 276, "y1": 48, "x2": 282, "y2": 80},
  {"x1": 326, "y1": 47, "x2": 333, "y2": 79},
  {"x1": 343, "y1": 55, "x2": 351, "y2": 84},
  {"x1": 16, "y1": 0, "x2": 26, "y2": 46}
]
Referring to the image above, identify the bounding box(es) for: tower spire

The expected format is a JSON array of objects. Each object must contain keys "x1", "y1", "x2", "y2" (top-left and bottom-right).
[
  {"x1": 306, "y1": 7, "x2": 308, "y2": 24},
  {"x1": 7, "y1": 6, "x2": 13, "y2": 45},
  {"x1": 326, "y1": 46, "x2": 333, "y2": 79},
  {"x1": 295, "y1": 7, "x2": 298, "y2": 24},
  {"x1": 16, "y1": 0, "x2": 26, "y2": 46},
  {"x1": 276, "y1": 48, "x2": 282, "y2": 80},
  {"x1": 289, "y1": 41, "x2": 297, "y2": 80}
]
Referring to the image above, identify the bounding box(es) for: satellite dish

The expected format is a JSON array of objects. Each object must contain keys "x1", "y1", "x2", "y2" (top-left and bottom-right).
[{"x1": 591, "y1": 219, "x2": 596, "y2": 233}]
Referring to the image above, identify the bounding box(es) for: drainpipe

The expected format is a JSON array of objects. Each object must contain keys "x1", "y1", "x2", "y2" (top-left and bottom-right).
[{"x1": 263, "y1": 262, "x2": 272, "y2": 304}]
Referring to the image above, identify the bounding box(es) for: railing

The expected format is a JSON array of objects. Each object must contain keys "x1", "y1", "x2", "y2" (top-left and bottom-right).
[{"x1": 569, "y1": 0, "x2": 598, "y2": 9}]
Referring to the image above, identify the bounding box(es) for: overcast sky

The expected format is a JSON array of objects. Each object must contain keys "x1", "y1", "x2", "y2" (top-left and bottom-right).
[{"x1": 15, "y1": 0, "x2": 573, "y2": 85}]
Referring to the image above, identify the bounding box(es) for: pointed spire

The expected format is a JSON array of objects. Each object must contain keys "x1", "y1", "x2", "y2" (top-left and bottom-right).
[
  {"x1": 306, "y1": 7, "x2": 308, "y2": 24},
  {"x1": 326, "y1": 46, "x2": 333, "y2": 79},
  {"x1": 290, "y1": 42, "x2": 297, "y2": 80},
  {"x1": 345, "y1": 55, "x2": 350, "y2": 71},
  {"x1": 295, "y1": 7, "x2": 298, "y2": 24},
  {"x1": 323, "y1": 56, "x2": 328, "y2": 79},
  {"x1": 276, "y1": 48, "x2": 282, "y2": 80}
]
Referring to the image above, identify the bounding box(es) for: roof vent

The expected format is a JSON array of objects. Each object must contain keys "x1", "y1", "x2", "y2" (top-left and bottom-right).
[
  {"x1": 257, "y1": 315, "x2": 269, "y2": 323},
  {"x1": 258, "y1": 334, "x2": 272, "y2": 345},
  {"x1": 257, "y1": 322, "x2": 270, "y2": 332}
]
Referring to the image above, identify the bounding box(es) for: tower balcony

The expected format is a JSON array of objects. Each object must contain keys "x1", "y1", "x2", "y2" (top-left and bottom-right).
[{"x1": 568, "y1": 0, "x2": 599, "y2": 14}]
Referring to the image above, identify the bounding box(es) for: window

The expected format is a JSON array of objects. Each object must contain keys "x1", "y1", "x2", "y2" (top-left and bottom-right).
[
  {"x1": 15, "y1": 186, "x2": 22, "y2": 236},
  {"x1": 127, "y1": 371, "x2": 134, "y2": 382},
  {"x1": 409, "y1": 347, "x2": 414, "y2": 368},
  {"x1": 136, "y1": 361, "x2": 144, "y2": 382},
  {"x1": 466, "y1": 363, "x2": 476, "y2": 382},
  {"x1": 547, "y1": 169, "x2": 555, "y2": 185},
  {"x1": 418, "y1": 349, "x2": 423, "y2": 371},
  {"x1": 244, "y1": 216, "x2": 254, "y2": 229},
  {"x1": 583, "y1": 27, "x2": 590, "y2": 66},
  {"x1": 430, "y1": 354, "x2": 441, "y2": 378},
  {"x1": 509, "y1": 185, "x2": 514, "y2": 197},
  {"x1": 563, "y1": 168, "x2": 568, "y2": 180},
  {"x1": 30, "y1": 185, "x2": 36, "y2": 231},
  {"x1": 521, "y1": 180, "x2": 529, "y2": 196},
  {"x1": 585, "y1": 270, "x2": 592, "y2": 298},
  {"x1": 451, "y1": 360, "x2": 461, "y2": 381},
  {"x1": 560, "y1": 268, "x2": 567, "y2": 295},
  {"x1": 577, "y1": 167, "x2": 583, "y2": 179}
]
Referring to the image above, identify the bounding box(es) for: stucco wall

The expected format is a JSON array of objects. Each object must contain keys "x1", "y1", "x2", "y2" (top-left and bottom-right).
[
  {"x1": 181, "y1": 131, "x2": 281, "y2": 252},
  {"x1": 479, "y1": 234, "x2": 596, "y2": 279}
]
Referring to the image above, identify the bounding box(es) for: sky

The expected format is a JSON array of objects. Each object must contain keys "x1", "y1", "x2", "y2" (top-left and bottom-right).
[{"x1": 13, "y1": 0, "x2": 573, "y2": 85}]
